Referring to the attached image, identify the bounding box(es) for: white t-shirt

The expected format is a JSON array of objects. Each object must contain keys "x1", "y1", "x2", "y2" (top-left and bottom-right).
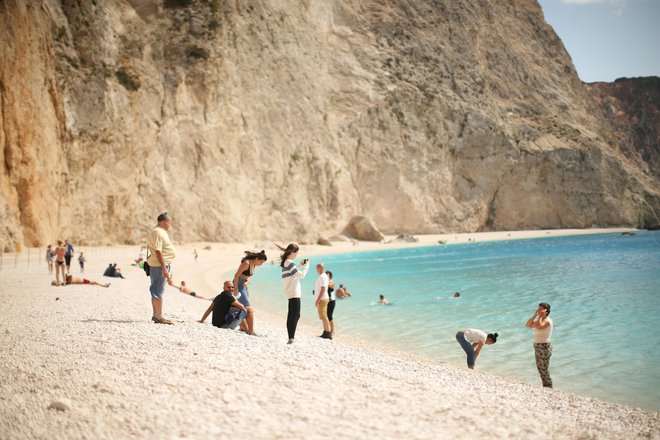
[
  {"x1": 462, "y1": 328, "x2": 487, "y2": 344},
  {"x1": 314, "y1": 273, "x2": 329, "y2": 301},
  {"x1": 534, "y1": 317, "x2": 553, "y2": 343}
]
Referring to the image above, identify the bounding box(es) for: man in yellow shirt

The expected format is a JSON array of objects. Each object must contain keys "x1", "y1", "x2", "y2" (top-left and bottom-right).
[{"x1": 147, "y1": 212, "x2": 176, "y2": 324}]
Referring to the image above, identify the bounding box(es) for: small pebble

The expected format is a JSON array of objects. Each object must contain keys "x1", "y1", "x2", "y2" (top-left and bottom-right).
[
  {"x1": 48, "y1": 397, "x2": 72, "y2": 411},
  {"x1": 55, "y1": 297, "x2": 60, "y2": 301}
]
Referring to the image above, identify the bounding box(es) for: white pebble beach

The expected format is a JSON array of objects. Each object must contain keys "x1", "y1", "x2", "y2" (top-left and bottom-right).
[{"x1": 1, "y1": 229, "x2": 658, "y2": 439}]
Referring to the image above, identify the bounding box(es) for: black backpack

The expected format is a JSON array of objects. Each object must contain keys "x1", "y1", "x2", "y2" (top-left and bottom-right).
[{"x1": 143, "y1": 245, "x2": 151, "y2": 276}]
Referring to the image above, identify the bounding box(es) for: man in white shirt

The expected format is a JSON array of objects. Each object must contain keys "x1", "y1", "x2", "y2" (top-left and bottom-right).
[
  {"x1": 525, "y1": 302, "x2": 554, "y2": 388},
  {"x1": 314, "y1": 263, "x2": 332, "y2": 340}
]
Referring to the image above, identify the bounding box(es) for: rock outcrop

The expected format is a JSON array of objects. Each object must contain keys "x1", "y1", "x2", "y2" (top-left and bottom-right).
[
  {"x1": 1, "y1": 0, "x2": 658, "y2": 246},
  {"x1": 317, "y1": 237, "x2": 332, "y2": 246},
  {"x1": 342, "y1": 216, "x2": 384, "y2": 242},
  {"x1": 585, "y1": 77, "x2": 659, "y2": 180}
]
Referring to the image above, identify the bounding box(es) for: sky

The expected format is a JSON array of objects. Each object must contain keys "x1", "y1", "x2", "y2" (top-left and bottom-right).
[{"x1": 536, "y1": 0, "x2": 660, "y2": 82}]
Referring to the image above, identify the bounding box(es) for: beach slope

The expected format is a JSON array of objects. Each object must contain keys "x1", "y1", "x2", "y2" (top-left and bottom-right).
[{"x1": 0, "y1": 242, "x2": 658, "y2": 439}]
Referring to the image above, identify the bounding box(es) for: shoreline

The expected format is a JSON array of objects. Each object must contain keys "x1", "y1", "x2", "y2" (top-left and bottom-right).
[
  {"x1": 189, "y1": 226, "x2": 637, "y2": 345},
  {"x1": 1, "y1": 227, "x2": 658, "y2": 439}
]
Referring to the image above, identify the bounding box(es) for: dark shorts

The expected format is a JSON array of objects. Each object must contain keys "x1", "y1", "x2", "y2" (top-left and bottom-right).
[
  {"x1": 65, "y1": 255, "x2": 72, "y2": 266},
  {"x1": 190, "y1": 292, "x2": 196, "y2": 297}
]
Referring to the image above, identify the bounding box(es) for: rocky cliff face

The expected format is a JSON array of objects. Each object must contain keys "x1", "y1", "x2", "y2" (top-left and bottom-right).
[
  {"x1": 1, "y1": 0, "x2": 659, "y2": 247},
  {"x1": 585, "y1": 77, "x2": 659, "y2": 181}
]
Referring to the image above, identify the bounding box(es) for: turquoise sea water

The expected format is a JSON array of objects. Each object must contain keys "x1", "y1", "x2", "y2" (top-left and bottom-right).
[{"x1": 246, "y1": 232, "x2": 660, "y2": 411}]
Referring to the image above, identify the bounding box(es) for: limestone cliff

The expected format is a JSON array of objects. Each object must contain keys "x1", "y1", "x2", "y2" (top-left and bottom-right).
[
  {"x1": 1, "y1": 0, "x2": 658, "y2": 247},
  {"x1": 585, "y1": 77, "x2": 659, "y2": 181}
]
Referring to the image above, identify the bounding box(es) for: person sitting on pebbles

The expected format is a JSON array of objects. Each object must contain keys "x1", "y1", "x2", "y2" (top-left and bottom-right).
[
  {"x1": 52, "y1": 274, "x2": 110, "y2": 288},
  {"x1": 103, "y1": 263, "x2": 125, "y2": 279},
  {"x1": 176, "y1": 281, "x2": 209, "y2": 300},
  {"x1": 198, "y1": 281, "x2": 247, "y2": 330}
]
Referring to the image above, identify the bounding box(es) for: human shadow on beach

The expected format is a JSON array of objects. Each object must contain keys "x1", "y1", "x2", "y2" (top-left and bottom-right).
[{"x1": 81, "y1": 319, "x2": 137, "y2": 324}]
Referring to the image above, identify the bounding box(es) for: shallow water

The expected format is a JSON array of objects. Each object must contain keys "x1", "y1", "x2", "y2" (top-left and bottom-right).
[{"x1": 246, "y1": 232, "x2": 660, "y2": 411}]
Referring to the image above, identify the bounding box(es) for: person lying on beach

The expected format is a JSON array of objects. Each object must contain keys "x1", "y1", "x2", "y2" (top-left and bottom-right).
[
  {"x1": 455, "y1": 328, "x2": 498, "y2": 369},
  {"x1": 176, "y1": 281, "x2": 209, "y2": 300},
  {"x1": 378, "y1": 294, "x2": 389, "y2": 305},
  {"x1": 198, "y1": 281, "x2": 247, "y2": 330},
  {"x1": 336, "y1": 284, "x2": 352, "y2": 298},
  {"x1": 53, "y1": 275, "x2": 110, "y2": 288}
]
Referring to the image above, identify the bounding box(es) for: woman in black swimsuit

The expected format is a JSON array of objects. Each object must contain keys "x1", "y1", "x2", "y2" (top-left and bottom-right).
[
  {"x1": 54, "y1": 240, "x2": 67, "y2": 286},
  {"x1": 232, "y1": 250, "x2": 267, "y2": 335},
  {"x1": 326, "y1": 271, "x2": 336, "y2": 335}
]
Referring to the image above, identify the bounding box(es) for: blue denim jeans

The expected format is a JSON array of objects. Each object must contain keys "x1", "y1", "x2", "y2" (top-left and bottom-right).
[
  {"x1": 221, "y1": 307, "x2": 247, "y2": 330},
  {"x1": 456, "y1": 331, "x2": 476, "y2": 367},
  {"x1": 237, "y1": 277, "x2": 250, "y2": 307},
  {"x1": 149, "y1": 264, "x2": 170, "y2": 300}
]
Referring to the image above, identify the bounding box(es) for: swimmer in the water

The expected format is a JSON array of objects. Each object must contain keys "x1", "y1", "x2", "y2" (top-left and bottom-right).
[
  {"x1": 436, "y1": 292, "x2": 461, "y2": 300},
  {"x1": 336, "y1": 284, "x2": 352, "y2": 298},
  {"x1": 378, "y1": 294, "x2": 389, "y2": 305}
]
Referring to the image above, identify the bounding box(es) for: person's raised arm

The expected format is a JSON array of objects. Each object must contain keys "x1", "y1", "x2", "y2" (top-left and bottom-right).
[
  {"x1": 525, "y1": 310, "x2": 539, "y2": 328},
  {"x1": 199, "y1": 302, "x2": 214, "y2": 323},
  {"x1": 536, "y1": 314, "x2": 550, "y2": 329},
  {"x1": 295, "y1": 261, "x2": 309, "y2": 279}
]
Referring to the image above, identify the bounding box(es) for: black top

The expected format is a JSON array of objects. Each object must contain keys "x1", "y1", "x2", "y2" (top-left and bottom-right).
[
  {"x1": 212, "y1": 291, "x2": 238, "y2": 327},
  {"x1": 241, "y1": 263, "x2": 253, "y2": 277}
]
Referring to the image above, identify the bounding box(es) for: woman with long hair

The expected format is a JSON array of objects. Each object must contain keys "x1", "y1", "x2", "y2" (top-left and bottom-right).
[
  {"x1": 455, "y1": 328, "x2": 498, "y2": 369},
  {"x1": 233, "y1": 250, "x2": 267, "y2": 335},
  {"x1": 280, "y1": 243, "x2": 309, "y2": 344}
]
